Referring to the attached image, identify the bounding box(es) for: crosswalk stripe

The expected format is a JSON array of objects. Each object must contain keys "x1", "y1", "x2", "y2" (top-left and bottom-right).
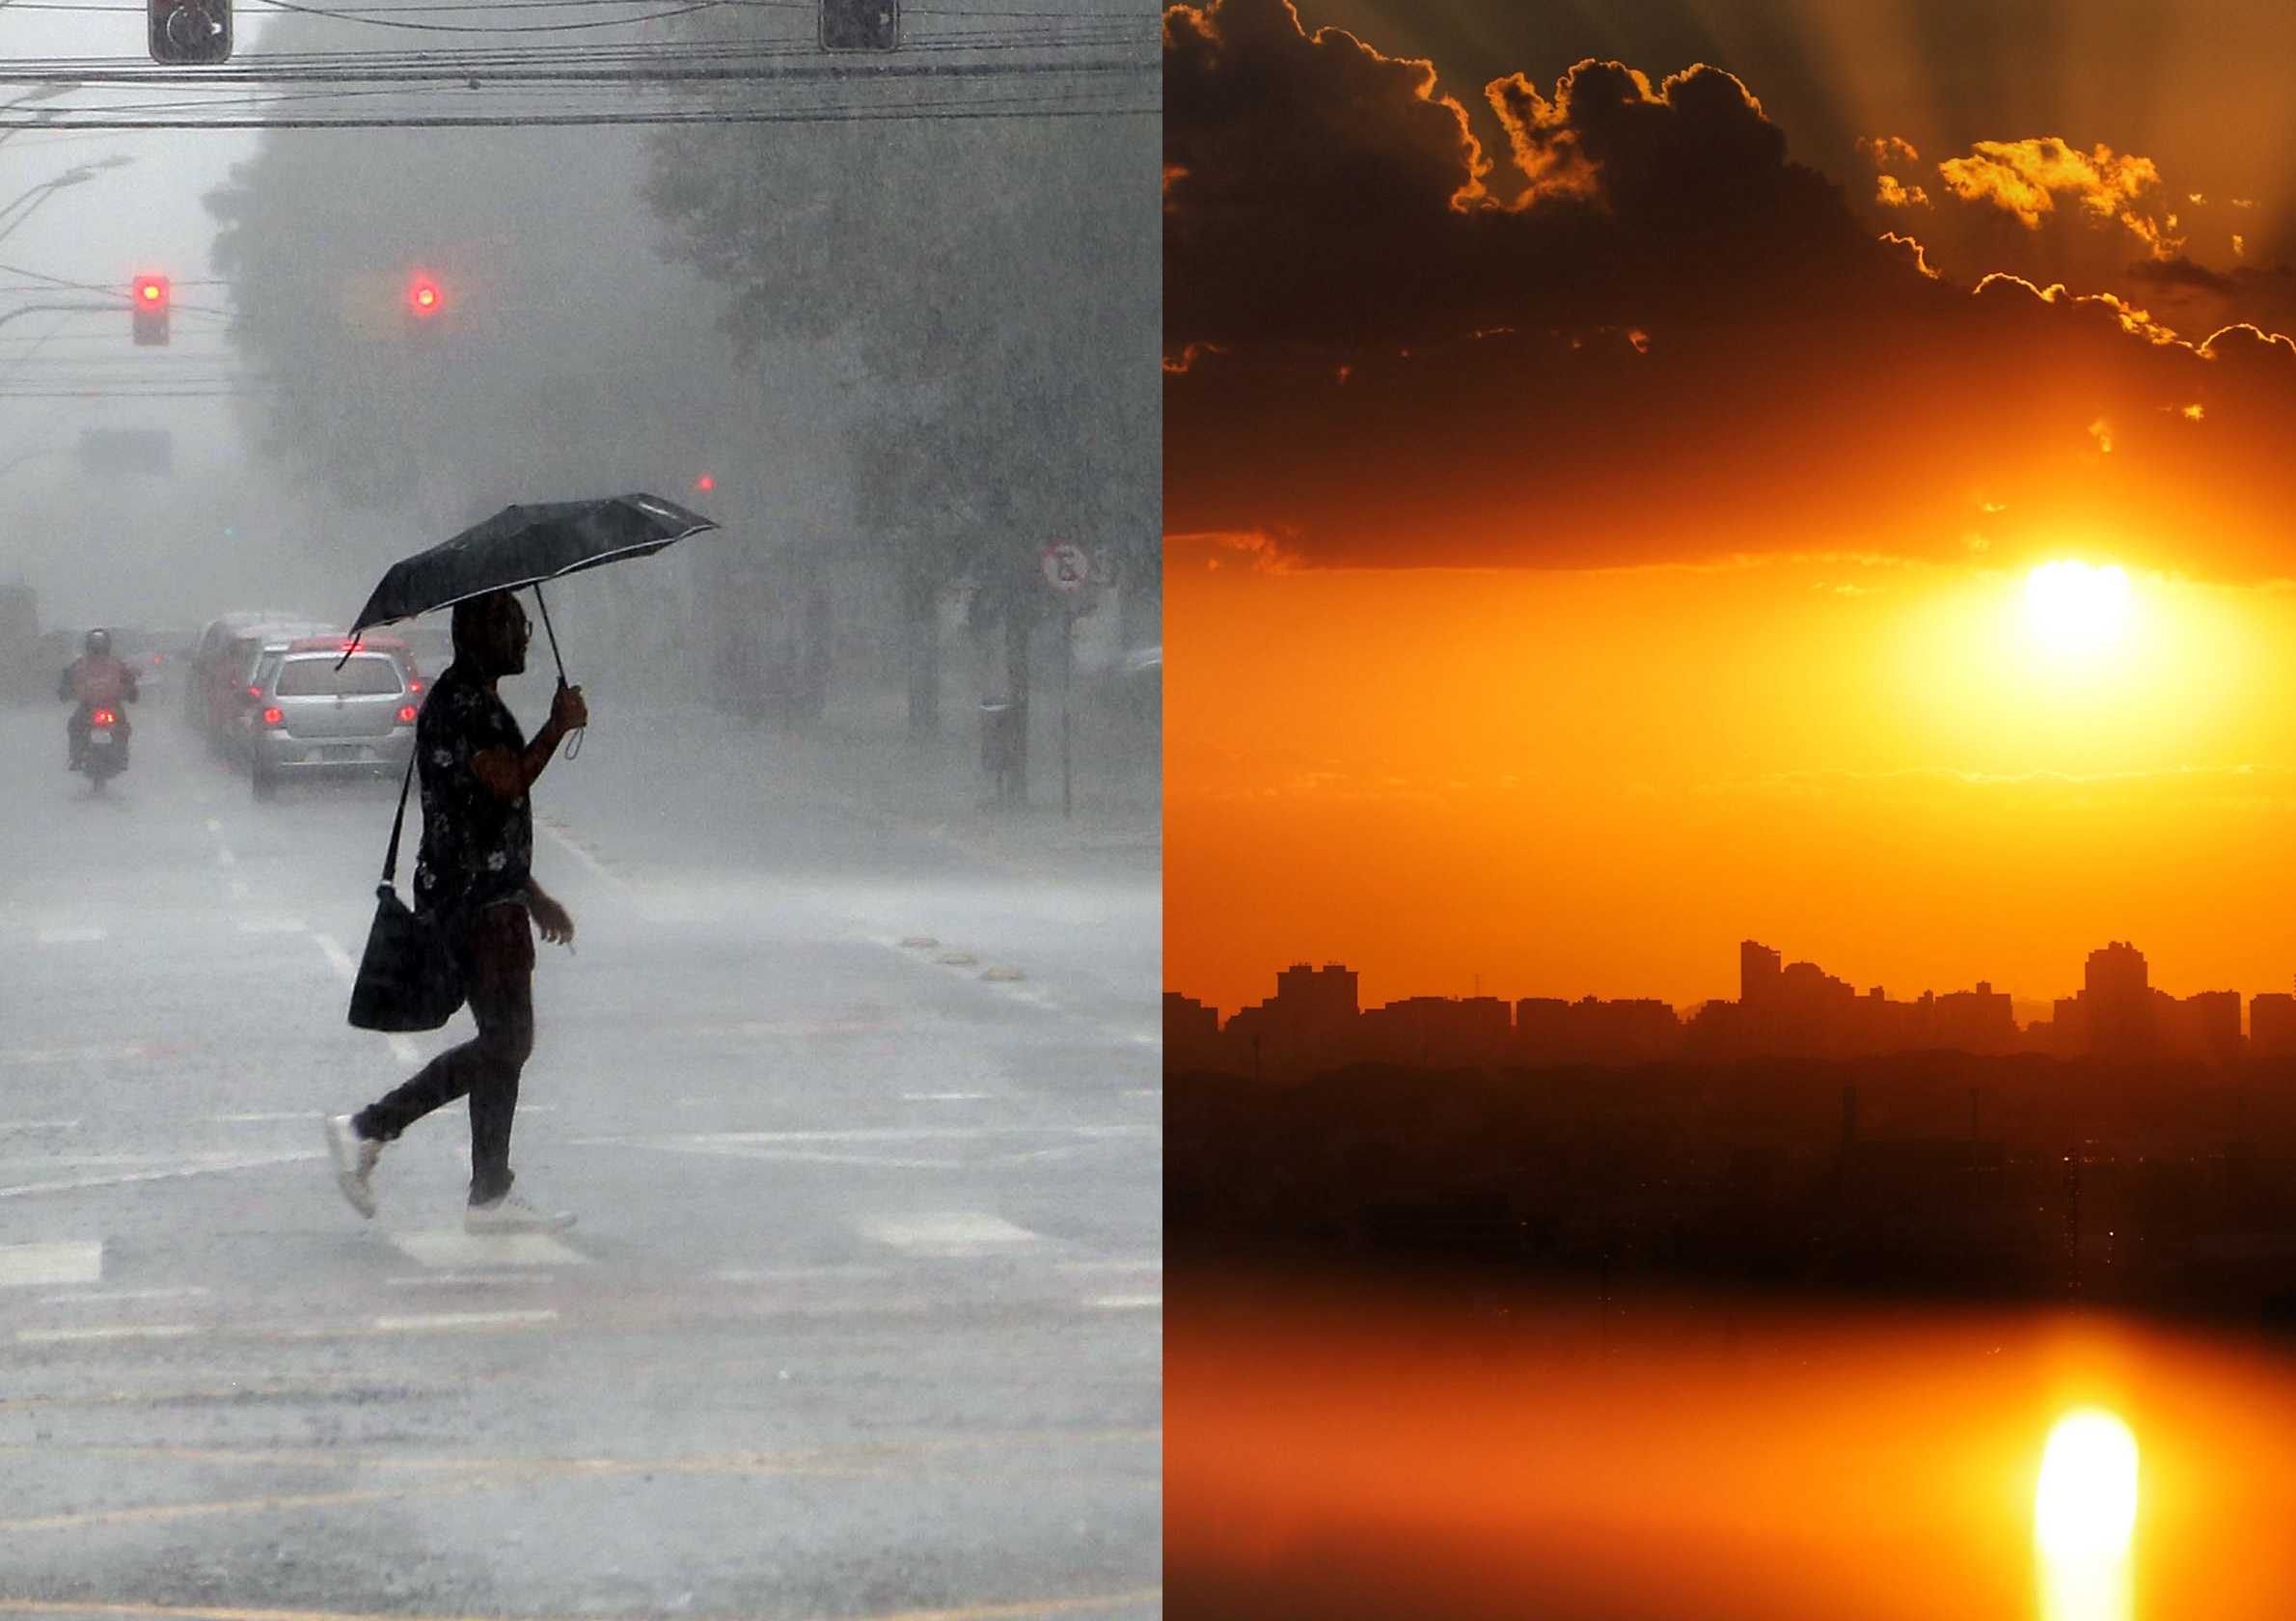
[
  {"x1": 860, "y1": 1213, "x2": 1042, "y2": 1255},
  {"x1": 0, "y1": 1242, "x2": 101, "y2": 1288},
  {"x1": 392, "y1": 1231, "x2": 586, "y2": 1269},
  {"x1": 17, "y1": 1325, "x2": 200, "y2": 1345},
  {"x1": 370, "y1": 1309, "x2": 559, "y2": 1333}
]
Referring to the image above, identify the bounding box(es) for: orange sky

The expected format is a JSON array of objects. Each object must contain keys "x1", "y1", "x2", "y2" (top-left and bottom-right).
[
  {"x1": 1163, "y1": 1, "x2": 2296, "y2": 1017},
  {"x1": 1168, "y1": 550, "x2": 2296, "y2": 1015}
]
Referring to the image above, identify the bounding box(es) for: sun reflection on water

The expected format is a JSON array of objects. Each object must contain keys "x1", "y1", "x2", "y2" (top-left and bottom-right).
[{"x1": 2037, "y1": 1409, "x2": 2139, "y2": 1621}]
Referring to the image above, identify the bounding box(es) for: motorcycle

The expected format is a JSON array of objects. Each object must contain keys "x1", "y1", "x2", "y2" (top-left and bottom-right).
[{"x1": 78, "y1": 706, "x2": 128, "y2": 791}]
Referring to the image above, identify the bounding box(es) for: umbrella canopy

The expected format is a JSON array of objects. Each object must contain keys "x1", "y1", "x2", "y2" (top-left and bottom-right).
[{"x1": 347, "y1": 493, "x2": 717, "y2": 638}]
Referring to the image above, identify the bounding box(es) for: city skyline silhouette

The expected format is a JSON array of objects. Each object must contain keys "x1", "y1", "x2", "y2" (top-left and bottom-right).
[{"x1": 1170, "y1": 936, "x2": 2296, "y2": 1077}]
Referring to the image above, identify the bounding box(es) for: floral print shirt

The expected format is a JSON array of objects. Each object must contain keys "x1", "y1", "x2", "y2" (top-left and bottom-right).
[{"x1": 412, "y1": 662, "x2": 530, "y2": 917}]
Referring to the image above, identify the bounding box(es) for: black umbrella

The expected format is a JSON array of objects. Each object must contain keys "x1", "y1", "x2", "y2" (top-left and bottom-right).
[{"x1": 346, "y1": 493, "x2": 718, "y2": 682}]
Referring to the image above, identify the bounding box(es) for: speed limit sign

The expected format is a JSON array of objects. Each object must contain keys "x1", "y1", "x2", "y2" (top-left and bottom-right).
[{"x1": 1042, "y1": 539, "x2": 1091, "y2": 594}]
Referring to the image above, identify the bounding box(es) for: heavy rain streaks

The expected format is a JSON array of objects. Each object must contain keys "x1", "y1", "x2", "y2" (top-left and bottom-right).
[{"x1": 0, "y1": 0, "x2": 1160, "y2": 1612}]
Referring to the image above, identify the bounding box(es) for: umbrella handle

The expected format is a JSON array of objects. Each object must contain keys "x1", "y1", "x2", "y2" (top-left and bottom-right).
[{"x1": 531, "y1": 583, "x2": 584, "y2": 759}]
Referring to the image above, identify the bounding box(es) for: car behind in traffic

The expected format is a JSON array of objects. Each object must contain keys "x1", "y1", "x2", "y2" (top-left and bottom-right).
[{"x1": 247, "y1": 637, "x2": 422, "y2": 798}]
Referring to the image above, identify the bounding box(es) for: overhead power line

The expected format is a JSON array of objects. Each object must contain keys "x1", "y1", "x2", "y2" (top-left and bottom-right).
[
  {"x1": 0, "y1": 100, "x2": 1155, "y2": 127},
  {"x1": 0, "y1": 54, "x2": 1152, "y2": 83}
]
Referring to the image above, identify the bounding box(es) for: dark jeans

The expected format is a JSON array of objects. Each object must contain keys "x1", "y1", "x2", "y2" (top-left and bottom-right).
[{"x1": 355, "y1": 899, "x2": 534, "y2": 1205}]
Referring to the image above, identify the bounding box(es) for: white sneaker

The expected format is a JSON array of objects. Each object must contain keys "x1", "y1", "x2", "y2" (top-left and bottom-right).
[
  {"x1": 323, "y1": 1113, "x2": 382, "y2": 1219},
  {"x1": 465, "y1": 1194, "x2": 575, "y2": 1235}
]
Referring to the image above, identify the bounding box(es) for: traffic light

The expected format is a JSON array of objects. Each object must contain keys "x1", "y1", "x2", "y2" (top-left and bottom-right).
[
  {"x1": 147, "y1": 0, "x2": 230, "y2": 64},
  {"x1": 820, "y1": 0, "x2": 897, "y2": 50},
  {"x1": 405, "y1": 271, "x2": 445, "y2": 323},
  {"x1": 130, "y1": 274, "x2": 170, "y2": 346}
]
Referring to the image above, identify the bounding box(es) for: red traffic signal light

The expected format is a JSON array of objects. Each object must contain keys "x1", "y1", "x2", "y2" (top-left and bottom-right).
[
  {"x1": 131, "y1": 273, "x2": 170, "y2": 345},
  {"x1": 406, "y1": 272, "x2": 444, "y2": 318},
  {"x1": 148, "y1": 0, "x2": 231, "y2": 63}
]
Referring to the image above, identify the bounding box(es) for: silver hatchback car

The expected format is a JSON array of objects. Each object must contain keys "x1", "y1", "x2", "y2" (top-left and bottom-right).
[{"x1": 248, "y1": 638, "x2": 421, "y2": 798}]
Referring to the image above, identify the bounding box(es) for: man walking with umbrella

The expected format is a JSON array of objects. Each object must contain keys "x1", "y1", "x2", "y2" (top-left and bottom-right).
[{"x1": 325, "y1": 589, "x2": 587, "y2": 1232}]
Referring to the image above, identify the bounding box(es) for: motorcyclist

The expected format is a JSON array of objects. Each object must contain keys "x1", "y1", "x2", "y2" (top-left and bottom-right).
[{"x1": 58, "y1": 628, "x2": 138, "y2": 771}]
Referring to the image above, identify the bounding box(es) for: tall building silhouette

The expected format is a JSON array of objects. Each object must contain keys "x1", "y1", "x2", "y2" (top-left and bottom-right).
[
  {"x1": 2085, "y1": 941, "x2": 2153, "y2": 1058},
  {"x1": 1740, "y1": 941, "x2": 1783, "y2": 1003},
  {"x1": 2255, "y1": 990, "x2": 2296, "y2": 1058},
  {"x1": 1221, "y1": 962, "x2": 1360, "y2": 1077}
]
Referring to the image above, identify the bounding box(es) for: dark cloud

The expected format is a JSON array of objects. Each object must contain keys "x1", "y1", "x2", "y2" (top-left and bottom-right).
[{"x1": 1163, "y1": 0, "x2": 2296, "y2": 579}]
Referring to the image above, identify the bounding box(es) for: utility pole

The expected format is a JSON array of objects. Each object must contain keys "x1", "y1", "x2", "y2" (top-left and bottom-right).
[{"x1": 2064, "y1": 1114, "x2": 2082, "y2": 1311}]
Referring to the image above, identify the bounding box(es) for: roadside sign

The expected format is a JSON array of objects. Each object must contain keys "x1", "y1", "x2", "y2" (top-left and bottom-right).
[{"x1": 1042, "y1": 539, "x2": 1091, "y2": 594}]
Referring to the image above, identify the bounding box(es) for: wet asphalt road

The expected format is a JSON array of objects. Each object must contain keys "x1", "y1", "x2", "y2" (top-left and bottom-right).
[{"x1": 0, "y1": 694, "x2": 1160, "y2": 1619}]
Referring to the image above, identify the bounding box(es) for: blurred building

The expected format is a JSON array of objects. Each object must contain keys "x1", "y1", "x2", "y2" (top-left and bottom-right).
[
  {"x1": 1220, "y1": 962, "x2": 1360, "y2": 1079},
  {"x1": 1359, "y1": 995, "x2": 1512, "y2": 1069},
  {"x1": 1514, "y1": 996, "x2": 1684, "y2": 1066},
  {"x1": 2084, "y1": 941, "x2": 2154, "y2": 1058},
  {"x1": 1163, "y1": 992, "x2": 1222, "y2": 1072},
  {"x1": 2255, "y1": 992, "x2": 2296, "y2": 1058}
]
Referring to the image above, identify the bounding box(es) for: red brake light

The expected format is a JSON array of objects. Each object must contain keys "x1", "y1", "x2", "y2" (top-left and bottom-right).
[
  {"x1": 407, "y1": 678, "x2": 423, "y2": 693},
  {"x1": 397, "y1": 705, "x2": 419, "y2": 724},
  {"x1": 261, "y1": 706, "x2": 284, "y2": 726},
  {"x1": 150, "y1": 654, "x2": 163, "y2": 665},
  {"x1": 92, "y1": 709, "x2": 116, "y2": 726},
  {"x1": 247, "y1": 684, "x2": 261, "y2": 700}
]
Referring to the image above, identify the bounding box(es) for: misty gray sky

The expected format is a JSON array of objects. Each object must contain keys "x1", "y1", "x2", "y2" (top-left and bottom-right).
[
  {"x1": 0, "y1": 0, "x2": 1158, "y2": 631},
  {"x1": 0, "y1": 4, "x2": 260, "y2": 489}
]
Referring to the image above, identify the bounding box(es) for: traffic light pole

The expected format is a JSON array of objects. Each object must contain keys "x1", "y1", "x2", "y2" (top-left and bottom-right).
[{"x1": 1061, "y1": 602, "x2": 1075, "y2": 820}]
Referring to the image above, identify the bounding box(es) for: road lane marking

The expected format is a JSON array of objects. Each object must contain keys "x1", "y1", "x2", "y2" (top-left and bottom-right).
[
  {"x1": 0, "y1": 1151, "x2": 314, "y2": 1172},
  {"x1": 1084, "y1": 1294, "x2": 1161, "y2": 1310},
  {"x1": 232, "y1": 917, "x2": 306, "y2": 935},
  {"x1": 0, "y1": 1044, "x2": 155, "y2": 1067},
  {"x1": 16, "y1": 1325, "x2": 200, "y2": 1345},
  {"x1": 0, "y1": 1120, "x2": 78, "y2": 1133},
  {"x1": 392, "y1": 1231, "x2": 586, "y2": 1269},
  {"x1": 581, "y1": 1126, "x2": 1152, "y2": 1146},
  {"x1": 382, "y1": 1272, "x2": 540, "y2": 1287},
  {"x1": 33, "y1": 926, "x2": 105, "y2": 945},
  {"x1": 0, "y1": 1585, "x2": 1162, "y2": 1621},
  {"x1": 0, "y1": 1150, "x2": 318, "y2": 1201},
  {"x1": 860, "y1": 1213, "x2": 1043, "y2": 1255},
  {"x1": 0, "y1": 1471, "x2": 526, "y2": 1537},
  {"x1": 904, "y1": 1091, "x2": 991, "y2": 1101},
  {"x1": 0, "y1": 1242, "x2": 101, "y2": 1288},
  {"x1": 711, "y1": 1264, "x2": 894, "y2": 1283},
  {"x1": 644, "y1": 1144, "x2": 959, "y2": 1168},
  {"x1": 38, "y1": 1287, "x2": 208, "y2": 1305},
  {"x1": 369, "y1": 1308, "x2": 560, "y2": 1333},
  {"x1": 538, "y1": 820, "x2": 621, "y2": 888}
]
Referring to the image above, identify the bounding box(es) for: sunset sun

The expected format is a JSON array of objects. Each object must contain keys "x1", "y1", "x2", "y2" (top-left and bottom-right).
[{"x1": 2026, "y1": 561, "x2": 2132, "y2": 656}]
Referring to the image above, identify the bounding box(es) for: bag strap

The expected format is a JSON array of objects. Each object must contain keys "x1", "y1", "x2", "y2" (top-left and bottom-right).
[{"x1": 380, "y1": 747, "x2": 418, "y2": 890}]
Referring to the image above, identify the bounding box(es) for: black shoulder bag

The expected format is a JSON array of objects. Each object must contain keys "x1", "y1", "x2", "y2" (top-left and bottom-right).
[{"x1": 347, "y1": 751, "x2": 466, "y2": 1031}]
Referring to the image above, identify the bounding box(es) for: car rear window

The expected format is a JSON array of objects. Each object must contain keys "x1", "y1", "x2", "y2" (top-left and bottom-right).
[{"x1": 275, "y1": 655, "x2": 403, "y2": 697}]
